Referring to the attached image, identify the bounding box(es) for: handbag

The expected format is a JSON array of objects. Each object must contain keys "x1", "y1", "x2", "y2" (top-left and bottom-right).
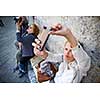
[{"x1": 36, "y1": 61, "x2": 58, "y2": 83}]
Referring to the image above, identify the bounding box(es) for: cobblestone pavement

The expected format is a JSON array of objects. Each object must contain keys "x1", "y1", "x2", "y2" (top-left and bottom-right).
[{"x1": 0, "y1": 16, "x2": 30, "y2": 83}]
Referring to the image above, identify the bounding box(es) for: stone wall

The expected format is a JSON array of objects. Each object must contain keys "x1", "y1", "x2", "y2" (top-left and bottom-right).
[{"x1": 34, "y1": 16, "x2": 100, "y2": 82}]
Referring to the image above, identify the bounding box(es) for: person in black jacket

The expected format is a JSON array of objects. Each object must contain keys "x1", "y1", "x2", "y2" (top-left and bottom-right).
[
  {"x1": 16, "y1": 23, "x2": 40, "y2": 78},
  {"x1": 13, "y1": 16, "x2": 29, "y2": 72}
]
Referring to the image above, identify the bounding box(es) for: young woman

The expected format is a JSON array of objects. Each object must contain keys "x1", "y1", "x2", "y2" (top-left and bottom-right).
[
  {"x1": 33, "y1": 23, "x2": 91, "y2": 83},
  {"x1": 16, "y1": 23, "x2": 40, "y2": 78}
]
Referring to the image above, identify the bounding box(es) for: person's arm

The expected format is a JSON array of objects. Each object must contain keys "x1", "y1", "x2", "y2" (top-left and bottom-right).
[
  {"x1": 16, "y1": 19, "x2": 23, "y2": 42},
  {"x1": 49, "y1": 23, "x2": 78, "y2": 48},
  {"x1": 32, "y1": 40, "x2": 63, "y2": 63},
  {"x1": 33, "y1": 42, "x2": 48, "y2": 59},
  {"x1": 64, "y1": 29, "x2": 77, "y2": 48},
  {"x1": 16, "y1": 31, "x2": 23, "y2": 42},
  {"x1": 72, "y1": 43, "x2": 91, "y2": 76}
]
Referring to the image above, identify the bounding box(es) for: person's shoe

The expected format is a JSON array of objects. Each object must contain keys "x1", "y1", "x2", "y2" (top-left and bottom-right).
[
  {"x1": 13, "y1": 66, "x2": 19, "y2": 73},
  {"x1": 18, "y1": 72, "x2": 26, "y2": 78}
]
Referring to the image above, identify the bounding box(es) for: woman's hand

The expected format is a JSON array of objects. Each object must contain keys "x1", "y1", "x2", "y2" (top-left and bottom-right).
[
  {"x1": 49, "y1": 23, "x2": 72, "y2": 38},
  {"x1": 49, "y1": 23, "x2": 77, "y2": 48},
  {"x1": 16, "y1": 17, "x2": 23, "y2": 31},
  {"x1": 32, "y1": 39, "x2": 48, "y2": 59}
]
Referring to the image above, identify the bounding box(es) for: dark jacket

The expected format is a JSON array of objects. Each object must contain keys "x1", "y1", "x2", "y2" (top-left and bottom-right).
[{"x1": 16, "y1": 32, "x2": 37, "y2": 57}]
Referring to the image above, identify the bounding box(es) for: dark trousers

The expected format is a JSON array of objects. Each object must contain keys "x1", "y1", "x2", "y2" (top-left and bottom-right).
[{"x1": 19, "y1": 56, "x2": 33, "y2": 73}]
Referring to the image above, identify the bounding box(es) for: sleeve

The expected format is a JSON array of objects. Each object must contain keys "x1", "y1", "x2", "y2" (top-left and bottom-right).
[
  {"x1": 16, "y1": 31, "x2": 23, "y2": 42},
  {"x1": 17, "y1": 33, "x2": 37, "y2": 44},
  {"x1": 72, "y1": 43, "x2": 91, "y2": 76}
]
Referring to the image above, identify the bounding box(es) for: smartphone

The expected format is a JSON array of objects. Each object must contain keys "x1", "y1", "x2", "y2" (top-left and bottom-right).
[{"x1": 37, "y1": 26, "x2": 50, "y2": 51}]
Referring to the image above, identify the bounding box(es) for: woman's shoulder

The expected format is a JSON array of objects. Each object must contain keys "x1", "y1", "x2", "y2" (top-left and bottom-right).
[{"x1": 28, "y1": 33, "x2": 37, "y2": 39}]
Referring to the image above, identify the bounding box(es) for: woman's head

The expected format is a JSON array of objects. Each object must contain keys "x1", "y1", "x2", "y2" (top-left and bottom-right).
[
  {"x1": 27, "y1": 24, "x2": 40, "y2": 36},
  {"x1": 64, "y1": 41, "x2": 75, "y2": 63}
]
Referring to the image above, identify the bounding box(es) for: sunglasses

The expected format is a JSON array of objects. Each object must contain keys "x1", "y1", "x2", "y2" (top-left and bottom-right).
[{"x1": 28, "y1": 26, "x2": 33, "y2": 29}]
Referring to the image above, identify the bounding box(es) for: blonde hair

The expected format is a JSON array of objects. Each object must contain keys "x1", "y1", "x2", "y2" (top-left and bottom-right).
[{"x1": 64, "y1": 41, "x2": 68, "y2": 47}]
